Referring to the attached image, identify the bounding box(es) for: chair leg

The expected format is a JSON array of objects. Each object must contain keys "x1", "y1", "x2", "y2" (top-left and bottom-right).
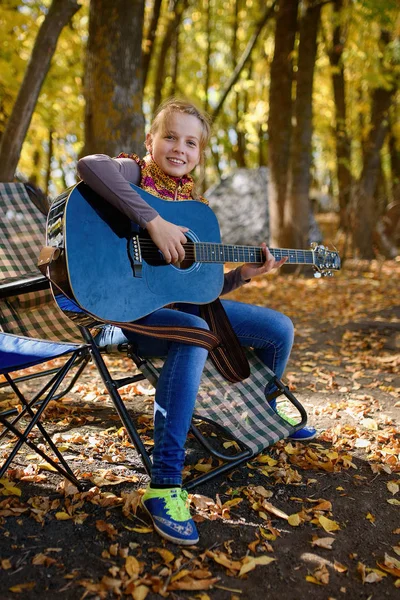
[
  {"x1": 0, "y1": 415, "x2": 81, "y2": 488},
  {"x1": 0, "y1": 352, "x2": 84, "y2": 488},
  {"x1": 184, "y1": 452, "x2": 253, "y2": 491},
  {"x1": 79, "y1": 326, "x2": 153, "y2": 477},
  {"x1": 52, "y1": 351, "x2": 91, "y2": 400},
  {"x1": 0, "y1": 350, "x2": 91, "y2": 415},
  {"x1": 4, "y1": 374, "x2": 79, "y2": 478}
]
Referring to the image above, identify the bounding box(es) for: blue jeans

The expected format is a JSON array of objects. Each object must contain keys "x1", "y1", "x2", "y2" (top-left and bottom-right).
[{"x1": 95, "y1": 300, "x2": 294, "y2": 485}]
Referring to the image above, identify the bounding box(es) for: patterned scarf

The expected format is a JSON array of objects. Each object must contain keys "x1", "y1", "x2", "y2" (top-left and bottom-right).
[{"x1": 117, "y1": 152, "x2": 208, "y2": 204}]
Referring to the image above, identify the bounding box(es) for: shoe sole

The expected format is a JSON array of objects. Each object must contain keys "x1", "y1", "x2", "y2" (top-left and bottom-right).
[
  {"x1": 288, "y1": 432, "x2": 318, "y2": 441},
  {"x1": 141, "y1": 499, "x2": 199, "y2": 546}
]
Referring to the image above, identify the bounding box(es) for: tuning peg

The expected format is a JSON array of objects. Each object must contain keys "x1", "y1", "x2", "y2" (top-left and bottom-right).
[{"x1": 314, "y1": 271, "x2": 322, "y2": 278}]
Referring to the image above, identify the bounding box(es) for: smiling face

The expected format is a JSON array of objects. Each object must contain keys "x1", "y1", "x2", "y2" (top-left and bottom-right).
[{"x1": 146, "y1": 111, "x2": 203, "y2": 178}]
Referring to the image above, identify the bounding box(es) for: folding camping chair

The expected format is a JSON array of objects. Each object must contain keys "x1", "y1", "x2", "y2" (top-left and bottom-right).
[
  {"x1": 0, "y1": 182, "x2": 307, "y2": 491},
  {"x1": 0, "y1": 182, "x2": 153, "y2": 486}
]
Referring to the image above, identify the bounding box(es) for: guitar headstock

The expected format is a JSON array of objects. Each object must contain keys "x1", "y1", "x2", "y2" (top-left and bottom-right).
[{"x1": 311, "y1": 243, "x2": 341, "y2": 277}]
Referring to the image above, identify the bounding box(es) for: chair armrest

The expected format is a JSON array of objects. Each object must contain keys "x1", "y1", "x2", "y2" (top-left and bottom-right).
[{"x1": 0, "y1": 273, "x2": 49, "y2": 299}]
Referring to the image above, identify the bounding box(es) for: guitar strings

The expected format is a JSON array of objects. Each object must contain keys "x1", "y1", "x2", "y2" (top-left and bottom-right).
[
  {"x1": 137, "y1": 240, "x2": 315, "y2": 255},
  {"x1": 136, "y1": 239, "x2": 315, "y2": 254},
  {"x1": 136, "y1": 240, "x2": 315, "y2": 262}
]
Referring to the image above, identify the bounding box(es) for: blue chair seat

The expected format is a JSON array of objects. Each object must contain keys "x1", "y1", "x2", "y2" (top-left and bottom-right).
[{"x1": 0, "y1": 332, "x2": 82, "y2": 374}]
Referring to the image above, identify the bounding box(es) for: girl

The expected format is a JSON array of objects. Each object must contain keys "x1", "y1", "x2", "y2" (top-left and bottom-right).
[{"x1": 77, "y1": 98, "x2": 316, "y2": 546}]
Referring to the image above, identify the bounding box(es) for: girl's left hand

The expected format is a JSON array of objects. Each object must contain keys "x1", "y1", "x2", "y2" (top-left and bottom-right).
[{"x1": 240, "y1": 243, "x2": 287, "y2": 281}]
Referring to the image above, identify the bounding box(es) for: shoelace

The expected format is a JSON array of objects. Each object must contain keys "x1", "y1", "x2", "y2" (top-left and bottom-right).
[{"x1": 165, "y1": 489, "x2": 190, "y2": 520}]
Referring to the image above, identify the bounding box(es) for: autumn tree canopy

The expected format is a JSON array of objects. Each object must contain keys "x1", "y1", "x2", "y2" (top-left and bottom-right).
[{"x1": 0, "y1": 0, "x2": 399, "y2": 257}]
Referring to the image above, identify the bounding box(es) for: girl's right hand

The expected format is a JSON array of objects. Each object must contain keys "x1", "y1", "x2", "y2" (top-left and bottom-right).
[{"x1": 146, "y1": 215, "x2": 188, "y2": 264}]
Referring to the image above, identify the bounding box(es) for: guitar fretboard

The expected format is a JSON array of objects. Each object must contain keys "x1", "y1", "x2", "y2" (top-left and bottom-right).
[{"x1": 194, "y1": 243, "x2": 314, "y2": 265}]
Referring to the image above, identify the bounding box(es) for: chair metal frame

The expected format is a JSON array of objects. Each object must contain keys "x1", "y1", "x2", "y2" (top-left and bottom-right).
[{"x1": 0, "y1": 340, "x2": 89, "y2": 488}]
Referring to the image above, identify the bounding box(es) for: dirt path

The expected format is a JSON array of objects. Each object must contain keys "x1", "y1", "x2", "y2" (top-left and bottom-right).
[{"x1": 0, "y1": 260, "x2": 399, "y2": 599}]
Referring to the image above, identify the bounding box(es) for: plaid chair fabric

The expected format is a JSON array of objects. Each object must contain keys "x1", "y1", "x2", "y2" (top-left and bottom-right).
[
  {"x1": 195, "y1": 350, "x2": 299, "y2": 455},
  {"x1": 150, "y1": 349, "x2": 302, "y2": 464},
  {"x1": 0, "y1": 183, "x2": 82, "y2": 342}
]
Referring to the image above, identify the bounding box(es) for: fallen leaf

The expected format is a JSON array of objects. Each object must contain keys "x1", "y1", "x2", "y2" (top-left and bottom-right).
[
  {"x1": 194, "y1": 463, "x2": 212, "y2": 473},
  {"x1": 149, "y1": 547, "x2": 175, "y2": 564},
  {"x1": 358, "y1": 561, "x2": 387, "y2": 583},
  {"x1": 251, "y1": 486, "x2": 273, "y2": 498},
  {"x1": 361, "y1": 418, "x2": 378, "y2": 430},
  {"x1": 311, "y1": 537, "x2": 335, "y2": 549},
  {"x1": 222, "y1": 498, "x2": 243, "y2": 509},
  {"x1": 9, "y1": 583, "x2": 36, "y2": 592},
  {"x1": 1, "y1": 559, "x2": 12, "y2": 569},
  {"x1": 238, "y1": 555, "x2": 275, "y2": 576},
  {"x1": 376, "y1": 553, "x2": 400, "y2": 577},
  {"x1": 123, "y1": 525, "x2": 153, "y2": 534},
  {"x1": 288, "y1": 513, "x2": 302, "y2": 527},
  {"x1": 132, "y1": 585, "x2": 150, "y2": 600},
  {"x1": 170, "y1": 569, "x2": 191, "y2": 582},
  {"x1": 55, "y1": 511, "x2": 72, "y2": 521},
  {"x1": 387, "y1": 481, "x2": 399, "y2": 495},
  {"x1": 0, "y1": 479, "x2": 22, "y2": 497},
  {"x1": 312, "y1": 563, "x2": 329, "y2": 584},
  {"x1": 262, "y1": 501, "x2": 289, "y2": 520},
  {"x1": 318, "y1": 516, "x2": 340, "y2": 532},
  {"x1": 125, "y1": 555, "x2": 141, "y2": 578},
  {"x1": 96, "y1": 520, "x2": 118, "y2": 539},
  {"x1": 32, "y1": 553, "x2": 57, "y2": 567},
  {"x1": 206, "y1": 551, "x2": 241, "y2": 571},
  {"x1": 334, "y1": 560, "x2": 348, "y2": 573},
  {"x1": 366, "y1": 512, "x2": 375, "y2": 523},
  {"x1": 355, "y1": 438, "x2": 371, "y2": 448},
  {"x1": 37, "y1": 463, "x2": 58, "y2": 472},
  {"x1": 366, "y1": 572, "x2": 384, "y2": 583},
  {"x1": 168, "y1": 577, "x2": 219, "y2": 591},
  {"x1": 313, "y1": 500, "x2": 332, "y2": 511},
  {"x1": 305, "y1": 575, "x2": 323, "y2": 585}
]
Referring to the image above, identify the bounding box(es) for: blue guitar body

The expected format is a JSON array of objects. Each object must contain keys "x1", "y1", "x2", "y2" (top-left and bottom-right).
[{"x1": 47, "y1": 182, "x2": 224, "y2": 323}]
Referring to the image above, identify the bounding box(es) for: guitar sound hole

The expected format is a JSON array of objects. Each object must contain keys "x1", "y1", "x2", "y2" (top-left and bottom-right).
[
  {"x1": 174, "y1": 240, "x2": 195, "y2": 270},
  {"x1": 141, "y1": 238, "x2": 196, "y2": 270}
]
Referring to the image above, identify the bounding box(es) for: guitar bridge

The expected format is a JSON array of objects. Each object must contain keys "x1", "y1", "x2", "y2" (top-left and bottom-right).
[{"x1": 128, "y1": 235, "x2": 143, "y2": 278}]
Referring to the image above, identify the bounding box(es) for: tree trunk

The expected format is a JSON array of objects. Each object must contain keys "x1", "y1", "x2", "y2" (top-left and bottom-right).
[
  {"x1": 353, "y1": 91, "x2": 394, "y2": 258},
  {"x1": 45, "y1": 128, "x2": 54, "y2": 196},
  {"x1": 169, "y1": 26, "x2": 181, "y2": 97},
  {"x1": 389, "y1": 123, "x2": 400, "y2": 200},
  {"x1": 151, "y1": 0, "x2": 189, "y2": 117},
  {"x1": 329, "y1": 0, "x2": 352, "y2": 231},
  {"x1": 83, "y1": 0, "x2": 145, "y2": 157},
  {"x1": 211, "y1": 0, "x2": 277, "y2": 121},
  {"x1": 233, "y1": 0, "x2": 246, "y2": 168},
  {"x1": 143, "y1": 0, "x2": 163, "y2": 91},
  {"x1": 267, "y1": 0, "x2": 299, "y2": 247},
  {"x1": 284, "y1": 2, "x2": 321, "y2": 249},
  {"x1": 204, "y1": 0, "x2": 212, "y2": 113},
  {"x1": 353, "y1": 30, "x2": 397, "y2": 258},
  {"x1": 0, "y1": 0, "x2": 80, "y2": 182}
]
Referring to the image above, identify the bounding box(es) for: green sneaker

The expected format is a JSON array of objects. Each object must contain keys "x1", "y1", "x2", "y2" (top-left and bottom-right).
[
  {"x1": 274, "y1": 402, "x2": 317, "y2": 441},
  {"x1": 141, "y1": 486, "x2": 199, "y2": 545}
]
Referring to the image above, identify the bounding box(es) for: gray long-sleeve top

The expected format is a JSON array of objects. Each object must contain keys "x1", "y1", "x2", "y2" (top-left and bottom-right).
[{"x1": 77, "y1": 154, "x2": 248, "y2": 296}]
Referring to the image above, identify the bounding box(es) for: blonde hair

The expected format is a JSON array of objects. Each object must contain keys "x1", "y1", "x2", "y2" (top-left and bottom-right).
[{"x1": 149, "y1": 98, "x2": 212, "y2": 169}]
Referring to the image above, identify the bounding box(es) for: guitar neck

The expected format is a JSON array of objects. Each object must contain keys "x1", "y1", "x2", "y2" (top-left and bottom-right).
[{"x1": 194, "y1": 243, "x2": 315, "y2": 266}]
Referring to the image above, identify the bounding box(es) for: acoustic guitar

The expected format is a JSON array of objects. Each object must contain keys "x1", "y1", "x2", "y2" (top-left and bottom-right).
[{"x1": 46, "y1": 182, "x2": 340, "y2": 324}]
